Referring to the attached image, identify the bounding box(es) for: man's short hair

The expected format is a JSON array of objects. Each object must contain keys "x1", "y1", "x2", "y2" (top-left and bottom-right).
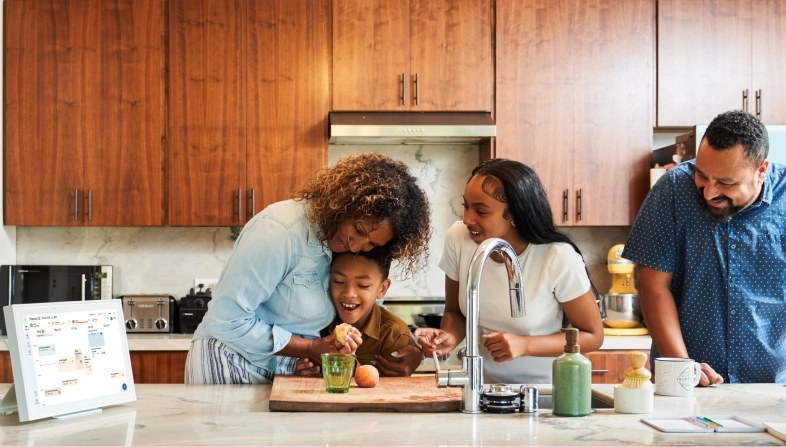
[{"x1": 702, "y1": 110, "x2": 769, "y2": 165}]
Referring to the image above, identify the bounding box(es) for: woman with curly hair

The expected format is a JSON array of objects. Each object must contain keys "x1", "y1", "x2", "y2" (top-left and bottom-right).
[{"x1": 185, "y1": 153, "x2": 431, "y2": 384}]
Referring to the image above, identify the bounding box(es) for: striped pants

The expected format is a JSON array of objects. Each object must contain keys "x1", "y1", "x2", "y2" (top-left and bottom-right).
[{"x1": 184, "y1": 337, "x2": 298, "y2": 384}]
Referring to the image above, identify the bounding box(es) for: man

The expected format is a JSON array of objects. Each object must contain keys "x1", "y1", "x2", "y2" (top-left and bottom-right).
[{"x1": 624, "y1": 110, "x2": 786, "y2": 384}]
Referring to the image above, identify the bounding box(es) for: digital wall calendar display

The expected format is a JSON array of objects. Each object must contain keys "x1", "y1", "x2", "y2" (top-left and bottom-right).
[{"x1": 1, "y1": 300, "x2": 136, "y2": 421}]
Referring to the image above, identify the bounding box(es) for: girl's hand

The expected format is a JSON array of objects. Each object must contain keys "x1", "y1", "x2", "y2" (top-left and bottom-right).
[
  {"x1": 482, "y1": 331, "x2": 528, "y2": 362},
  {"x1": 413, "y1": 327, "x2": 457, "y2": 357},
  {"x1": 335, "y1": 326, "x2": 363, "y2": 354},
  {"x1": 295, "y1": 357, "x2": 321, "y2": 376}
]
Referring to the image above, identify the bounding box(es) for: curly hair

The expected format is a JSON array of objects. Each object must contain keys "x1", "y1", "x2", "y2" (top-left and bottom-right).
[
  {"x1": 703, "y1": 110, "x2": 769, "y2": 166},
  {"x1": 295, "y1": 153, "x2": 431, "y2": 279}
]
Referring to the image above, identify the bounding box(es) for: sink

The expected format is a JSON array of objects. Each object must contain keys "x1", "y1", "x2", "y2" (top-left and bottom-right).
[{"x1": 537, "y1": 395, "x2": 613, "y2": 410}]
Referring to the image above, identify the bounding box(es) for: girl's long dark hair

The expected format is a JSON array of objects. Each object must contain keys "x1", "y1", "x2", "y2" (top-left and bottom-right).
[{"x1": 470, "y1": 159, "x2": 600, "y2": 306}]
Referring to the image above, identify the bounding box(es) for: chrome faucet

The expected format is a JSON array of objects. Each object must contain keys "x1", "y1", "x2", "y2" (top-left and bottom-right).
[{"x1": 434, "y1": 237, "x2": 525, "y2": 413}]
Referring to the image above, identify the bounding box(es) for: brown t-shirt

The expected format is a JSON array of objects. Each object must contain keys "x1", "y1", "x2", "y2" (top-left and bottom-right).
[{"x1": 322, "y1": 304, "x2": 415, "y2": 366}]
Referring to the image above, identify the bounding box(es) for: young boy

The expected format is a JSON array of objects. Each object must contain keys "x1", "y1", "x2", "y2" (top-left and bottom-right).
[{"x1": 296, "y1": 248, "x2": 418, "y2": 376}]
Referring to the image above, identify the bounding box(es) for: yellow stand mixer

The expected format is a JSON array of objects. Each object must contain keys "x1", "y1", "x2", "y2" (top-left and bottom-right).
[{"x1": 603, "y1": 244, "x2": 647, "y2": 334}]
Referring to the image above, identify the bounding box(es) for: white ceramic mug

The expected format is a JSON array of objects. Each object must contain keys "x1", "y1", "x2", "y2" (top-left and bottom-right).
[{"x1": 654, "y1": 357, "x2": 701, "y2": 396}]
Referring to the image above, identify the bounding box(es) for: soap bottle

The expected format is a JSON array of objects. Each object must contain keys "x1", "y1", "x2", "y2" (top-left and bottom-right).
[{"x1": 552, "y1": 328, "x2": 591, "y2": 417}]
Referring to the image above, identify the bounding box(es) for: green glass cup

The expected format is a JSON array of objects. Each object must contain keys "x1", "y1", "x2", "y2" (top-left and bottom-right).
[{"x1": 321, "y1": 353, "x2": 356, "y2": 393}]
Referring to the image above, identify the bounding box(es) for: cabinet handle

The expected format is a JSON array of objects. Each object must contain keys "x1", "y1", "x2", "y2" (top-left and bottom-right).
[
  {"x1": 250, "y1": 188, "x2": 256, "y2": 218},
  {"x1": 87, "y1": 189, "x2": 92, "y2": 221},
  {"x1": 401, "y1": 73, "x2": 406, "y2": 105},
  {"x1": 576, "y1": 189, "x2": 583, "y2": 221},
  {"x1": 756, "y1": 89, "x2": 762, "y2": 119},
  {"x1": 74, "y1": 189, "x2": 79, "y2": 221},
  {"x1": 415, "y1": 73, "x2": 420, "y2": 105},
  {"x1": 562, "y1": 189, "x2": 569, "y2": 222},
  {"x1": 742, "y1": 89, "x2": 749, "y2": 112},
  {"x1": 591, "y1": 369, "x2": 609, "y2": 374},
  {"x1": 237, "y1": 188, "x2": 243, "y2": 222}
]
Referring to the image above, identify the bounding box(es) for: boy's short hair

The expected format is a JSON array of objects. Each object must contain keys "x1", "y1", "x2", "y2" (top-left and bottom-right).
[{"x1": 331, "y1": 248, "x2": 392, "y2": 280}]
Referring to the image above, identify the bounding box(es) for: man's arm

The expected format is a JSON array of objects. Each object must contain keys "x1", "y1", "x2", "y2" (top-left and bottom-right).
[{"x1": 639, "y1": 266, "x2": 722, "y2": 386}]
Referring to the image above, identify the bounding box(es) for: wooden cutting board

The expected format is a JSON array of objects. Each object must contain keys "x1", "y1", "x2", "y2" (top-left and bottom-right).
[{"x1": 269, "y1": 375, "x2": 462, "y2": 412}]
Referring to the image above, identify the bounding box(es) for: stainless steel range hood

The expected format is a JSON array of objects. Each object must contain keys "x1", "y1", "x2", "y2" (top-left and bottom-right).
[{"x1": 329, "y1": 112, "x2": 495, "y2": 145}]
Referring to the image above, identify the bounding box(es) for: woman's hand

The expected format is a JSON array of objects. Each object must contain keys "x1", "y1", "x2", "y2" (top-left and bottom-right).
[
  {"x1": 482, "y1": 331, "x2": 528, "y2": 362},
  {"x1": 372, "y1": 345, "x2": 422, "y2": 377},
  {"x1": 413, "y1": 327, "x2": 457, "y2": 357},
  {"x1": 295, "y1": 357, "x2": 321, "y2": 376}
]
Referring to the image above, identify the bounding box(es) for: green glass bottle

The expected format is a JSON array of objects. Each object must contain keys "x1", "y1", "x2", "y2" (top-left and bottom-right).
[{"x1": 552, "y1": 328, "x2": 591, "y2": 417}]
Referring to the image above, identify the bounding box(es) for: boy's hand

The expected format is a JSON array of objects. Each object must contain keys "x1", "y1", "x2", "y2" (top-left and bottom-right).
[
  {"x1": 413, "y1": 327, "x2": 457, "y2": 357},
  {"x1": 295, "y1": 357, "x2": 321, "y2": 376},
  {"x1": 334, "y1": 326, "x2": 363, "y2": 354}
]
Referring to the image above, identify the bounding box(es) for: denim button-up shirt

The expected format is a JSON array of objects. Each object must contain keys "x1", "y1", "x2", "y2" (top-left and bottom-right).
[
  {"x1": 193, "y1": 199, "x2": 335, "y2": 373},
  {"x1": 624, "y1": 160, "x2": 786, "y2": 383}
]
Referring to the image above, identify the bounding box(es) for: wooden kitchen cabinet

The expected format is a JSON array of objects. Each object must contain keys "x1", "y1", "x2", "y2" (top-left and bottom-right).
[
  {"x1": 496, "y1": 0, "x2": 654, "y2": 226},
  {"x1": 586, "y1": 350, "x2": 650, "y2": 384},
  {"x1": 658, "y1": 0, "x2": 786, "y2": 126},
  {"x1": 3, "y1": 0, "x2": 165, "y2": 226},
  {"x1": 168, "y1": 0, "x2": 329, "y2": 225},
  {"x1": 130, "y1": 351, "x2": 188, "y2": 384},
  {"x1": 332, "y1": 0, "x2": 492, "y2": 111}
]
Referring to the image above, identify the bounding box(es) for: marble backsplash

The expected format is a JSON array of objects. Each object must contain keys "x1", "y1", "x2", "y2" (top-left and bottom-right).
[{"x1": 13, "y1": 145, "x2": 631, "y2": 299}]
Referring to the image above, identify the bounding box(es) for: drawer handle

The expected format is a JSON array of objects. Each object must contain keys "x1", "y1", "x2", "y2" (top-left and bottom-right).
[{"x1": 591, "y1": 369, "x2": 609, "y2": 374}]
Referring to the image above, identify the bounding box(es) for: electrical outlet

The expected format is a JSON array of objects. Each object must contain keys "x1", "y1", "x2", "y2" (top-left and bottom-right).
[{"x1": 194, "y1": 278, "x2": 219, "y2": 293}]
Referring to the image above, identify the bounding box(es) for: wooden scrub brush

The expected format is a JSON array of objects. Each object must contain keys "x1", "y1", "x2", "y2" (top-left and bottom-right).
[{"x1": 621, "y1": 352, "x2": 652, "y2": 389}]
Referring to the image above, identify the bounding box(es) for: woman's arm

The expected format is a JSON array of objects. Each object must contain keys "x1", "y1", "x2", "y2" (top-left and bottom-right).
[{"x1": 482, "y1": 289, "x2": 604, "y2": 360}]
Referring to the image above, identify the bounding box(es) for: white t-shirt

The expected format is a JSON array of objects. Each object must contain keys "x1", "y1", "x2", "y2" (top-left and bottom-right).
[{"x1": 438, "y1": 221, "x2": 591, "y2": 384}]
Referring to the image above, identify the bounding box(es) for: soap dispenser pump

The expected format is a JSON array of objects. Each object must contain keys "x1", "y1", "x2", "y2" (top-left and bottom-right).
[{"x1": 552, "y1": 328, "x2": 591, "y2": 417}]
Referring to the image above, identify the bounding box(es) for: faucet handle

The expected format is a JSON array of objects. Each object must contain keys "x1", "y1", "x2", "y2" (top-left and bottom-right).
[{"x1": 433, "y1": 351, "x2": 449, "y2": 387}]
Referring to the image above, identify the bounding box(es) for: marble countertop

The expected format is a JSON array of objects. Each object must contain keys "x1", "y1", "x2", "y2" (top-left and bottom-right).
[{"x1": 0, "y1": 383, "x2": 783, "y2": 446}]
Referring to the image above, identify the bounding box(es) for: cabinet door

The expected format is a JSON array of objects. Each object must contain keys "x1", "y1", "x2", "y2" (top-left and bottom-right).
[
  {"x1": 84, "y1": 0, "x2": 165, "y2": 226},
  {"x1": 4, "y1": 0, "x2": 88, "y2": 226},
  {"x1": 410, "y1": 0, "x2": 492, "y2": 111},
  {"x1": 496, "y1": 0, "x2": 573, "y2": 223},
  {"x1": 586, "y1": 350, "x2": 650, "y2": 384},
  {"x1": 168, "y1": 0, "x2": 247, "y2": 225},
  {"x1": 246, "y1": 0, "x2": 329, "y2": 215},
  {"x1": 572, "y1": 0, "x2": 653, "y2": 226},
  {"x1": 658, "y1": 0, "x2": 753, "y2": 126},
  {"x1": 753, "y1": 0, "x2": 786, "y2": 124},
  {"x1": 332, "y1": 0, "x2": 409, "y2": 111}
]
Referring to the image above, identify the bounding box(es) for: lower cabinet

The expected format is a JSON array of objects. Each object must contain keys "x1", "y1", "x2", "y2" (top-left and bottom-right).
[
  {"x1": 130, "y1": 351, "x2": 189, "y2": 384},
  {"x1": 0, "y1": 351, "x2": 188, "y2": 384},
  {"x1": 0, "y1": 352, "x2": 12, "y2": 383},
  {"x1": 2, "y1": 349, "x2": 648, "y2": 385},
  {"x1": 586, "y1": 350, "x2": 650, "y2": 384}
]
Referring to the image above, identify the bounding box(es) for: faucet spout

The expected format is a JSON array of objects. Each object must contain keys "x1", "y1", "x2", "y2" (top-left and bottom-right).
[
  {"x1": 435, "y1": 237, "x2": 525, "y2": 413},
  {"x1": 466, "y1": 238, "x2": 525, "y2": 358}
]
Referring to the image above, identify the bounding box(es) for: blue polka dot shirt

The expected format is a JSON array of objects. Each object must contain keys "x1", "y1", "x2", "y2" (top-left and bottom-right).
[{"x1": 624, "y1": 160, "x2": 786, "y2": 383}]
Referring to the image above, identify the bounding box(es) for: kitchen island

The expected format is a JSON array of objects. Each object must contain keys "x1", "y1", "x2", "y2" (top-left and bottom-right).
[{"x1": 0, "y1": 383, "x2": 783, "y2": 445}]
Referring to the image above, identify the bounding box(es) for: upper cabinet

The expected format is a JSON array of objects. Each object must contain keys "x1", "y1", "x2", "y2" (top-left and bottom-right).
[
  {"x1": 496, "y1": 0, "x2": 654, "y2": 226},
  {"x1": 4, "y1": 0, "x2": 165, "y2": 226},
  {"x1": 332, "y1": 0, "x2": 492, "y2": 111},
  {"x1": 167, "y1": 0, "x2": 329, "y2": 226},
  {"x1": 658, "y1": 0, "x2": 786, "y2": 126}
]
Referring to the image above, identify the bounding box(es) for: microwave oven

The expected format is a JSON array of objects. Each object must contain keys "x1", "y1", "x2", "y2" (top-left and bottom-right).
[{"x1": 0, "y1": 265, "x2": 113, "y2": 335}]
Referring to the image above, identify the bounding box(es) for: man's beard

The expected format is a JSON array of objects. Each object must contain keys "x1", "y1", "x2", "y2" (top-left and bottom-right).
[{"x1": 697, "y1": 187, "x2": 743, "y2": 222}]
